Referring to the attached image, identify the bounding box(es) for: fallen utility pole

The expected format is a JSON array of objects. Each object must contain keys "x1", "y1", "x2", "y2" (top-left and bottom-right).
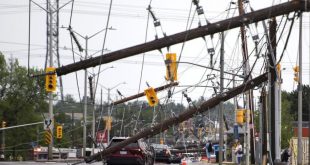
[
  {"x1": 112, "y1": 82, "x2": 179, "y2": 106},
  {"x1": 84, "y1": 73, "x2": 268, "y2": 163},
  {"x1": 56, "y1": 0, "x2": 309, "y2": 76}
]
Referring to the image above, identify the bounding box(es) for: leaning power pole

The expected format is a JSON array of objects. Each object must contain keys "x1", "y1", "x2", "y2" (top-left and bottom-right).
[
  {"x1": 218, "y1": 32, "x2": 224, "y2": 164},
  {"x1": 237, "y1": 1, "x2": 252, "y2": 164},
  {"x1": 269, "y1": 17, "x2": 281, "y2": 163},
  {"x1": 46, "y1": 0, "x2": 59, "y2": 160}
]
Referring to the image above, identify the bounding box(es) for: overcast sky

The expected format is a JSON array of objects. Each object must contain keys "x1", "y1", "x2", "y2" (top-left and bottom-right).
[{"x1": 1, "y1": 0, "x2": 310, "y2": 106}]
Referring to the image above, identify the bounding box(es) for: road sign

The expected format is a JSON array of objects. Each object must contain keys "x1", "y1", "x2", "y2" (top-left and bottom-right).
[
  {"x1": 56, "y1": 125, "x2": 62, "y2": 139},
  {"x1": 43, "y1": 118, "x2": 52, "y2": 130},
  {"x1": 45, "y1": 129, "x2": 52, "y2": 144},
  {"x1": 96, "y1": 129, "x2": 108, "y2": 143}
]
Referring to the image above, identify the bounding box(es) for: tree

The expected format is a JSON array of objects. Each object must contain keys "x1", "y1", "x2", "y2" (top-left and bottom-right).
[
  {"x1": 286, "y1": 85, "x2": 310, "y2": 121},
  {"x1": 252, "y1": 90, "x2": 294, "y2": 148},
  {"x1": 281, "y1": 91, "x2": 294, "y2": 148},
  {"x1": 0, "y1": 52, "x2": 48, "y2": 160}
]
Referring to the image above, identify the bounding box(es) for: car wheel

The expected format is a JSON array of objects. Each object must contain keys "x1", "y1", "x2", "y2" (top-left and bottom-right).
[
  {"x1": 150, "y1": 157, "x2": 154, "y2": 165},
  {"x1": 144, "y1": 156, "x2": 153, "y2": 165},
  {"x1": 143, "y1": 159, "x2": 148, "y2": 165}
]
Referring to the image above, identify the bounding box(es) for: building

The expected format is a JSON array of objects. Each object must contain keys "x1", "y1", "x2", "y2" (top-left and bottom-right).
[{"x1": 292, "y1": 121, "x2": 309, "y2": 137}]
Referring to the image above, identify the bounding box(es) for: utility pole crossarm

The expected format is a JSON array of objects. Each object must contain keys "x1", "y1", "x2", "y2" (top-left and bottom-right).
[
  {"x1": 85, "y1": 73, "x2": 268, "y2": 163},
  {"x1": 112, "y1": 82, "x2": 179, "y2": 105},
  {"x1": 56, "y1": 0, "x2": 308, "y2": 76}
]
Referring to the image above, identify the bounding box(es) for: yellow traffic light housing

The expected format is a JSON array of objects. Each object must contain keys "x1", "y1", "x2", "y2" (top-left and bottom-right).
[
  {"x1": 144, "y1": 87, "x2": 159, "y2": 107},
  {"x1": 243, "y1": 110, "x2": 247, "y2": 123},
  {"x1": 165, "y1": 53, "x2": 177, "y2": 81},
  {"x1": 198, "y1": 128, "x2": 202, "y2": 138},
  {"x1": 45, "y1": 67, "x2": 57, "y2": 92},
  {"x1": 56, "y1": 125, "x2": 63, "y2": 139},
  {"x1": 2, "y1": 121, "x2": 6, "y2": 128},
  {"x1": 160, "y1": 138, "x2": 164, "y2": 144},
  {"x1": 293, "y1": 66, "x2": 299, "y2": 82},
  {"x1": 236, "y1": 109, "x2": 244, "y2": 125},
  {"x1": 236, "y1": 109, "x2": 250, "y2": 125},
  {"x1": 45, "y1": 129, "x2": 52, "y2": 144},
  {"x1": 276, "y1": 64, "x2": 281, "y2": 75},
  {"x1": 105, "y1": 116, "x2": 112, "y2": 131}
]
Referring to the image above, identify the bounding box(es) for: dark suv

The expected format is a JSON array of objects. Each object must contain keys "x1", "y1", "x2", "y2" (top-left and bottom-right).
[
  {"x1": 151, "y1": 144, "x2": 182, "y2": 164},
  {"x1": 105, "y1": 137, "x2": 154, "y2": 165}
]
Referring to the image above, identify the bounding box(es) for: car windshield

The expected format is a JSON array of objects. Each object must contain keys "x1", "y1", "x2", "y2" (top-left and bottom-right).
[
  {"x1": 152, "y1": 144, "x2": 169, "y2": 150},
  {"x1": 109, "y1": 139, "x2": 139, "y2": 148}
]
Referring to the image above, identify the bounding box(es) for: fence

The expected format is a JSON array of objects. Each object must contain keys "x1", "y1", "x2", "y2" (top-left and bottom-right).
[{"x1": 290, "y1": 137, "x2": 309, "y2": 165}]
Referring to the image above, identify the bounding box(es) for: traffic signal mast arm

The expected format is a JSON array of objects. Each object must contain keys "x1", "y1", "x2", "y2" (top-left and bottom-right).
[
  {"x1": 85, "y1": 73, "x2": 268, "y2": 163},
  {"x1": 111, "y1": 82, "x2": 178, "y2": 106},
  {"x1": 0, "y1": 121, "x2": 43, "y2": 131},
  {"x1": 56, "y1": 0, "x2": 309, "y2": 76}
]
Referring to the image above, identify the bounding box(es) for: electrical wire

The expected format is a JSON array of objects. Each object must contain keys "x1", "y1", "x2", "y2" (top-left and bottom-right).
[
  {"x1": 136, "y1": 0, "x2": 152, "y2": 97},
  {"x1": 27, "y1": 0, "x2": 31, "y2": 76},
  {"x1": 93, "y1": 0, "x2": 114, "y2": 100},
  {"x1": 276, "y1": 12, "x2": 297, "y2": 65}
]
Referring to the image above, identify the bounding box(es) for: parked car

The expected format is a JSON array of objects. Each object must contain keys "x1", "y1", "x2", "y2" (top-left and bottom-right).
[
  {"x1": 151, "y1": 144, "x2": 182, "y2": 164},
  {"x1": 105, "y1": 137, "x2": 154, "y2": 165}
]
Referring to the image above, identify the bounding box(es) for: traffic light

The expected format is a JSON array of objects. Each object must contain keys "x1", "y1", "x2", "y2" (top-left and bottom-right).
[
  {"x1": 243, "y1": 109, "x2": 247, "y2": 123},
  {"x1": 160, "y1": 138, "x2": 164, "y2": 144},
  {"x1": 56, "y1": 125, "x2": 63, "y2": 139},
  {"x1": 276, "y1": 64, "x2": 281, "y2": 75},
  {"x1": 105, "y1": 116, "x2": 112, "y2": 131},
  {"x1": 44, "y1": 129, "x2": 52, "y2": 145},
  {"x1": 2, "y1": 121, "x2": 6, "y2": 128},
  {"x1": 293, "y1": 66, "x2": 299, "y2": 82},
  {"x1": 236, "y1": 109, "x2": 244, "y2": 125},
  {"x1": 144, "y1": 87, "x2": 159, "y2": 107},
  {"x1": 165, "y1": 53, "x2": 177, "y2": 81},
  {"x1": 45, "y1": 67, "x2": 57, "y2": 92},
  {"x1": 198, "y1": 128, "x2": 202, "y2": 138}
]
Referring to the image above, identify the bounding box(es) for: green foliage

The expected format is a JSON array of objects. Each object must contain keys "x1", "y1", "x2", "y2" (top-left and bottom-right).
[
  {"x1": 281, "y1": 91, "x2": 294, "y2": 148},
  {"x1": 285, "y1": 85, "x2": 310, "y2": 121},
  {"x1": 253, "y1": 90, "x2": 295, "y2": 149},
  {"x1": 0, "y1": 52, "x2": 48, "y2": 160}
]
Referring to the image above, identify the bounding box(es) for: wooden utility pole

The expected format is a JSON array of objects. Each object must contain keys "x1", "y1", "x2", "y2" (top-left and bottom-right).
[
  {"x1": 88, "y1": 76, "x2": 96, "y2": 155},
  {"x1": 56, "y1": 0, "x2": 310, "y2": 76},
  {"x1": 219, "y1": 32, "x2": 224, "y2": 164},
  {"x1": 269, "y1": 17, "x2": 278, "y2": 162},
  {"x1": 238, "y1": 0, "x2": 255, "y2": 164},
  {"x1": 261, "y1": 88, "x2": 268, "y2": 165}
]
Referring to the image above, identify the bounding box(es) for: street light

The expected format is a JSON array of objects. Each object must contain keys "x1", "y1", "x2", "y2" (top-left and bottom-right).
[
  {"x1": 100, "y1": 81, "x2": 126, "y2": 102},
  {"x1": 62, "y1": 26, "x2": 116, "y2": 158},
  {"x1": 90, "y1": 66, "x2": 114, "y2": 98},
  {"x1": 99, "y1": 82, "x2": 126, "y2": 143},
  {"x1": 88, "y1": 66, "x2": 114, "y2": 154}
]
